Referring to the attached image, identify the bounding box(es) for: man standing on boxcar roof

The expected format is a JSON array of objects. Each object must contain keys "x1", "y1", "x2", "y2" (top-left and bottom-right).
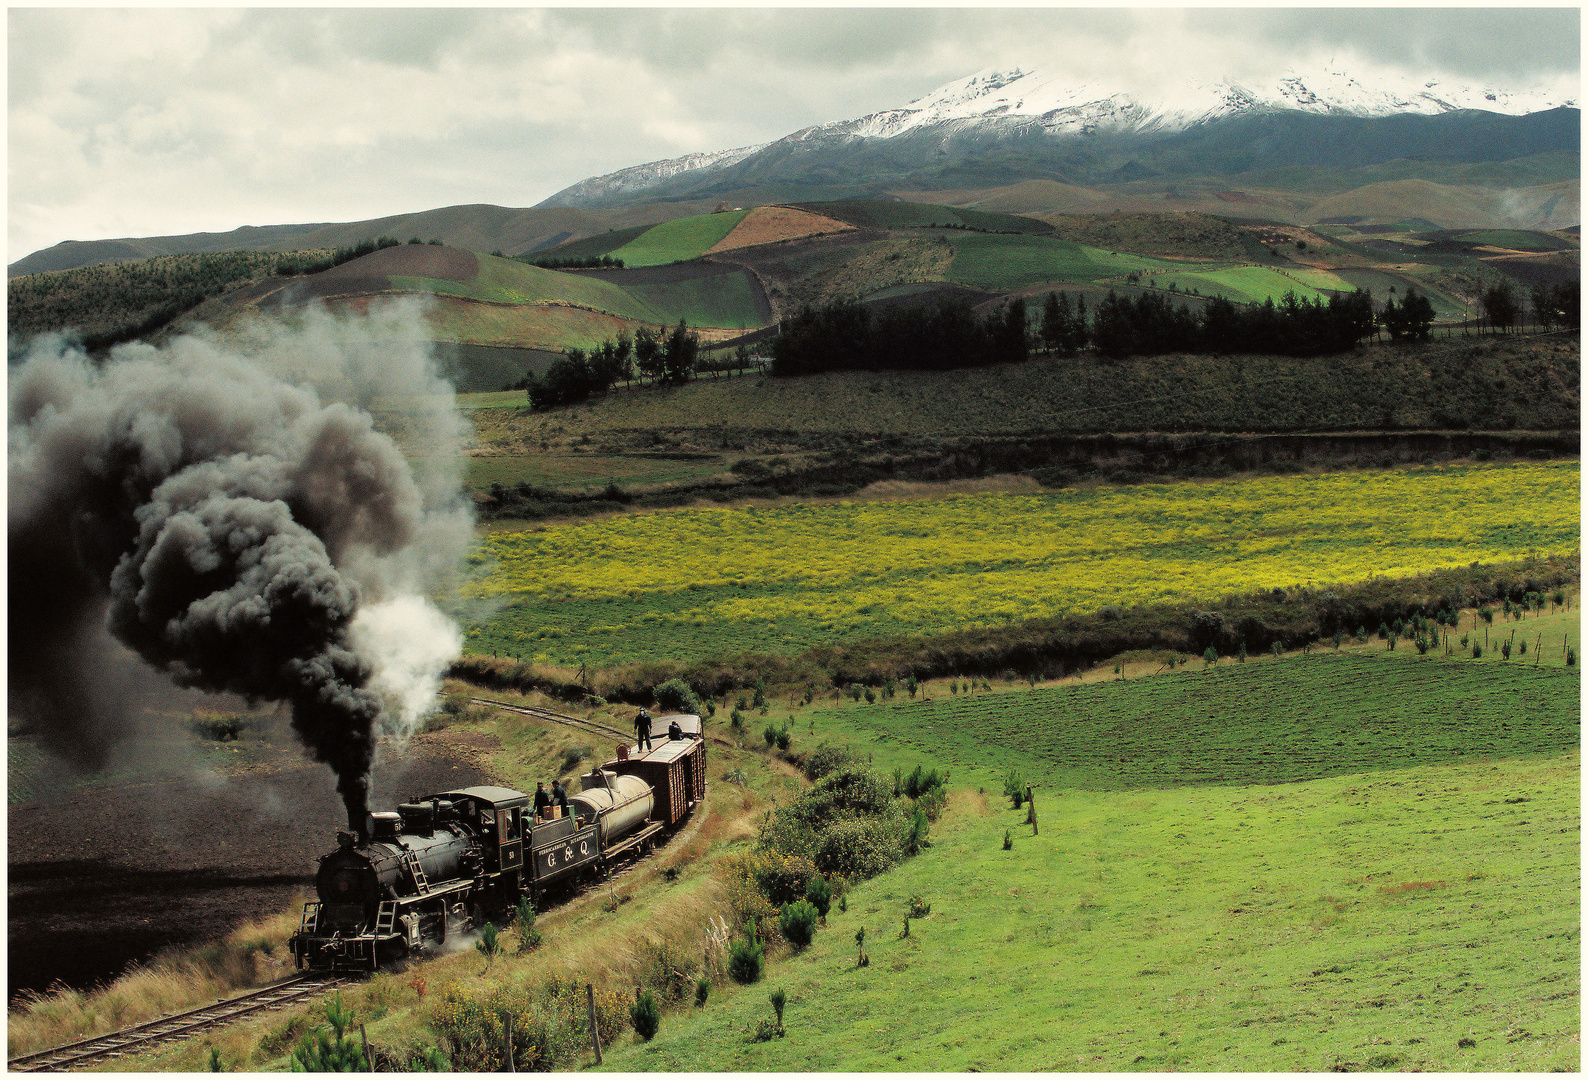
[{"x1": 635, "y1": 709, "x2": 653, "y2": 751}]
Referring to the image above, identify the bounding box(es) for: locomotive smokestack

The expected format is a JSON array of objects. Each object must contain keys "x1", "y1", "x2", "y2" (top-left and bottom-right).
[{"x1": 9, "y1": 304, "x2": 470, "y2": 821}]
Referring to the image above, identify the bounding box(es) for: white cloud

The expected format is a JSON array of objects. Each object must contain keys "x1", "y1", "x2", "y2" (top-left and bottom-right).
[{"x1": 7, "y1": 7, "x2": 1579, "y2": 262}]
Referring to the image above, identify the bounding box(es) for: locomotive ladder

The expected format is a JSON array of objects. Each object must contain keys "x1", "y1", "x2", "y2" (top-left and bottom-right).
[{"x1": 400, "y1": 849, "x2": 431, "y2": 894}]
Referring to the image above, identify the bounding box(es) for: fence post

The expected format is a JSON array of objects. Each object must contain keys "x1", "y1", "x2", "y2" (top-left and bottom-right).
[
  {"x1": 1026, "y1": 786, "x2": 1038, "y2": 835},
  {"x1": 587, "y1": 984, "x2": 603, "y2": 1065},
  {"x1": 504, "y1": 1013, "x2": 515, "y2": 1072},
  {"x1": 360, "y1": 1023, "x2": 373, "y2": 1073}
]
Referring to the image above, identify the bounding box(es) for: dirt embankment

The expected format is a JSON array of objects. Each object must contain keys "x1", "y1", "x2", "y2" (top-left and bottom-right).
[{"x1": 7, "y1": 730, "x2": 497, "y2": 1000}]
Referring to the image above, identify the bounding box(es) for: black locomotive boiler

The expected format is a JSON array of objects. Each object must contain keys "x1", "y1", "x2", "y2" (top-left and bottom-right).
[{"x1": 290, "y1": 714, "x2": 707, "y2": 971}]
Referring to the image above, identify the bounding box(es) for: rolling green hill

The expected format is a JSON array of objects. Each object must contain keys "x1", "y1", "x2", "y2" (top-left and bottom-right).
[{"x1": 596, "y1": 651, "x2": 1579, "y2": 1072}]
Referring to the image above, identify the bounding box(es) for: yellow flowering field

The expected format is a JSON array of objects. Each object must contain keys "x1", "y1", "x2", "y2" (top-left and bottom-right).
[{"x1": 461, "y1": 462, "x2": 1579, "y2": 666}]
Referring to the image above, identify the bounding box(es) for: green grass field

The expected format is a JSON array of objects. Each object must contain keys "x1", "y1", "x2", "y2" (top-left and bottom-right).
[
  {"x1": 620, "y1": 270, "x2": 769, "y2": 330},
  {"x1": 1144, "y1": 266, "x2": 1336, "y2": 305},
  {"x1": 1455, "y1": 230, "x2": 1573, "y2": 252},
  {"x1": 458, "y1": 463, "x2": 1578, "y2": 667},
  {"x1": 945, "y1": 233, "x2": 1178, "y2": 290},
  {"x1": 599, "y1": 653, "x2": 1579, "y2": 1071},
  {"x1": 794, "y1": 200, "x2": 1053, "y2": 234},
  {"x1": 611, "y1": 212, "x2": 751, "y2": 268}
]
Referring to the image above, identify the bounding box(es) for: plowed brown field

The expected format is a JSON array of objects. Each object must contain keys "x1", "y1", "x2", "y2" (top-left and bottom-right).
[
  {"x1": 7, "y1": 730, "x2": 496, "y2": 999},
  {"x1": 705, "y1": 206, "x2": 854, "y2": 254}
]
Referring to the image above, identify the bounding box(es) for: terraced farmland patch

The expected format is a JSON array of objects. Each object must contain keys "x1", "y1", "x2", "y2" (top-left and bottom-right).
[
  {"x1": 610, "y1": 211, "x2": 751, "y2": 267},
  {"x1": 945, "y1": 232, "x2": 1178, "y2": 290},
  {"x1": 459, "y1": 462, "x2": 1579, "y2": 666}
]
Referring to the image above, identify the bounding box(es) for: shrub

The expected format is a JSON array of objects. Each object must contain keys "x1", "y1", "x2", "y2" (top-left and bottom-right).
[
  {"x1": 728, "y1": 936, "x2": 764, "y2": 984},
  {"x1": 729, "y1": 708, "x2": 745, "y2": 735},
  {"x1": 775, "y1": 726, "x2": 791, "y2": 751},
  {"x1": 780, "y1": 901, "x2": 819, "y2": 949},
  {"x1": 905, "y1": 675, "x2": 918, "y2": 698},
  {"x1": 191, "y1": 713, "x2": 243, "y2": 742},
  {"x1": 902, "y1": 764, "x2": 945, "y2": 799},
  {"x1": 1569, "y1": 648, "x2": 1577, "y2": 667},
  {"x1": 1472, "y1": 643, "x2": 1483, "y2": 658},
  {"x1": 695, "y1": 977, "x2": 710, "y2": 1007},
  {"x1": 864, "y1": 687, "x2": 877, "y2": 704},
  {"x1": 1203, "y1": 647, "x2": 1218, "y2": 667},
  {"x1": 1002, "y1": 769, "x2": 1026, "y2": 808},
  {"x1": 907, "y1": 895, "x2": 931, "y2": 919},
  {"x1": 514, "y1": 900, "x2": 542, "y2": 953},
  {"x1": 904, "y1": 805, "x2": 930, "y2": 855},
  {"x1": 736, "y1": 852, "x2": 821, "y2": 907},
  {"x1": 752, "y1": 680, "x2": 767, "y2": 709},
  {"x1": 804, "y1": 875, "x2": 833, "y2": 920},
  {"x1": 813, "y1": 817, "x2": 905, "y2": 879},
  {"x1": 1003, "y1": 829, "x2": 1013, "y2": 850},
  {"x1": 630, "y1": 990, "x2": 660, "y2": 1041},
  {"x1": 769, "y1": 988, "x2": 787, "y2": 1035},
  {"x1": 654, "y1": 677, "x2": 702, "y2": 715},
  {"x1": 763, "y1": 723, "x2": 777, "y2": 747},
  {"x1": 558, "y1": 745, "x2": 591, "y2": 774},
  {"x1": 289, "y1": 993, "x2": 364, "y2": 1072},
  {"x1": 802, "y1": 743, "x2": 858, "y2": 781},
  {"x1": 916, "y1": 784, "x2": 947, "y2": 822},
  {"x1": 475, "y1": 923, "x2": 501, "y2": 971}
]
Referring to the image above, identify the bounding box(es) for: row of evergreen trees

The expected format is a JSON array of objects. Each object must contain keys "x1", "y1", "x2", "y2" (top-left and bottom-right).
[
  {"x1": 770, "y1": 296, "x2": 1028, "y2": 376},
  {"x1": 1055, "y1": 288, "x2": 1385, "y2": 359},
  {"x1": 525, "y1": 320, "x2": 700, "y2": 409}
]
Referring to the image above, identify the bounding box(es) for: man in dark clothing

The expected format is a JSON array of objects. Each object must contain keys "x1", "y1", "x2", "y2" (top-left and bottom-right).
[
  {"x1": 667, "y1": 718, "x2": 684, "y2": 741},
  {"x1": 533, "y1": 782, "x2": 551, "y2": 820},
  {"x1": 552, "y1": 779, "x2": 571, "y2": 817},
  {"x1": 635, "y1": 709, "x2": 653, "y2": 751}
]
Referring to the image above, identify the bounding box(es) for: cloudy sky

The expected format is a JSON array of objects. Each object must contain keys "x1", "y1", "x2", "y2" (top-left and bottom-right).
[{"x1": 8, "y1": 6, "x2": 1580, "y2": 263}]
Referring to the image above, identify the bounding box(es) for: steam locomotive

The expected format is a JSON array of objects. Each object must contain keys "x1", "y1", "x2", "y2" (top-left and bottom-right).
[{"x1": 290, "y1": 714, "x2": 706, "y2": 971}]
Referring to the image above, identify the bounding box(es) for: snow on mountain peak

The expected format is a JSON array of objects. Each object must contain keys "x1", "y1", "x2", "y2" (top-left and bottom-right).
[{"x1": 850, "y1": 63, "x2": 1577, "y2": 138}]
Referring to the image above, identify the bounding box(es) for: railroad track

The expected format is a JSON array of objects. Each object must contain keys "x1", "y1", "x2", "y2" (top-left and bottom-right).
[
  {"x1": 7, "y1": 974, "x2": 351, "y2": 1072},
  {"x1": 470, "y1": 697, "x2": 632, "y2": 743}
]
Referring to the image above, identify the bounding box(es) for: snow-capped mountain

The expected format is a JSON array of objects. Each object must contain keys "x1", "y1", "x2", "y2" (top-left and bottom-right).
[
  {"x1": 544, "y1": 143, "x2": 767, "y2": 206},
  {"x1": 853, "y1": 64, "x2": 1575, "y2": 139},
  {"x1": 538, "y1": 64, "x2": 1578, "y2": 207}
]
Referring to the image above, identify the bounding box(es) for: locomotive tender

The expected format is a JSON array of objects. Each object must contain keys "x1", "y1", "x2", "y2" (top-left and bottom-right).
[{"x1": 290, "y1": 714, "x2": 706, "y2": 971}]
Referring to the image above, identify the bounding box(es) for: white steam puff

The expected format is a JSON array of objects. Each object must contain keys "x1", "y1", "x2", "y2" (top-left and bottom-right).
[
  {"x1": 8, "y1": 300, "x2": 472, "y2": 830},
  {"x1": 351, "y1": 594, "x2": 464, "y2": 741}
]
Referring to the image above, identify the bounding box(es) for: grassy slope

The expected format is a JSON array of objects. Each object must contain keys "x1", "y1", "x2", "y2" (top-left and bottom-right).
[
  {"x1": 462, "y1": 335, "x2": 1580, "y2": 444},
  {"x1": 621, "y1": 271, "x2": 769, "y2": 330},
  {"x1": 600, "y1": 653, "x2": 1579, "y2": 1072},
  {"x1": 611, "y1": 212, "x2": 752, "y2": 268},
  {"x1": 944, "y1": 232, "x2": 1179, "y2": 290}
]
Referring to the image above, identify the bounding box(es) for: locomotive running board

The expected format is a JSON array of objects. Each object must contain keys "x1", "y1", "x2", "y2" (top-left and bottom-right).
[{"x1": 600, "y1": 820, "x2": 664, "y2": 860}]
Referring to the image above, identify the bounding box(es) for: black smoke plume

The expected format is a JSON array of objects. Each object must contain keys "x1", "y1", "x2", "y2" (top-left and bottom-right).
[{"x1": 9, "y1": 305, "x2": 469, "y2": 831}]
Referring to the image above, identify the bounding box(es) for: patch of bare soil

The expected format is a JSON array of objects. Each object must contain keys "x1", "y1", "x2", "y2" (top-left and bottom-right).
[
  {"x1": 7, "y1": 737, "x2": 495, "y2": 1000},
  {"x1": 706, "y1": 206, "x2": 855, "y2": 254}
]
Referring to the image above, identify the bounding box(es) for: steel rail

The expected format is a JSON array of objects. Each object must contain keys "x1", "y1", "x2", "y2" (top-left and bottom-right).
[
  {"x1": 8, "y1": 974, "x2": 351, "y2": 1072},
  {"x1": 469, "y1": 697, "x2": 632, "y2": 743}
]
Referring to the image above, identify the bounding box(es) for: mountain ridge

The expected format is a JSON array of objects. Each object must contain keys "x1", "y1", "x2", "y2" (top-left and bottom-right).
[{"x1": 537, "y1": 64, "x2": 1578, "y2": 209}]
